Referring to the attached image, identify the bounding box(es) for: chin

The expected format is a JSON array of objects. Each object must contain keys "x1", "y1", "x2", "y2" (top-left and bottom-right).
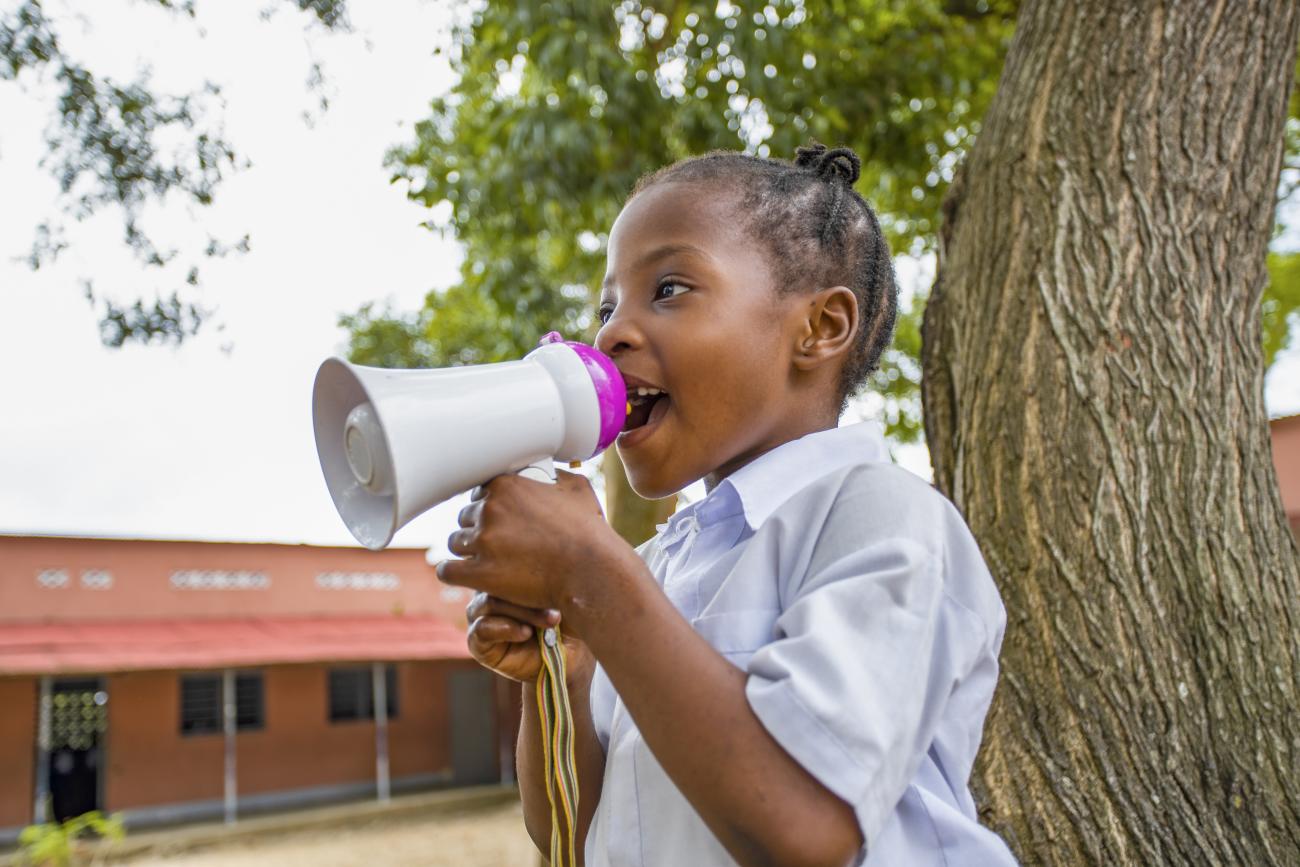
[{"x1": 617, "y1": 448, "x2": 688, "y2": 501}]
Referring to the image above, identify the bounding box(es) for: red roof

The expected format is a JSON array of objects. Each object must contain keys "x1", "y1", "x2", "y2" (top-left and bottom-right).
[{"x1": 0, "y1": 615, "x2": 470, "y2": 675}]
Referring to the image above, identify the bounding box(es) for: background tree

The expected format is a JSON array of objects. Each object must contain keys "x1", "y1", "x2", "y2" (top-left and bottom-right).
[
  {"x1": 348, "y1": 0, "x2": 1021, "y2": 448},
  {"x1": 0, "y1": 0, "x2": 348, "y2": 345},
  {"x1": 352, "y1": 0, "x2": 1300, "y2": 544},
  {"x1": 347, "y1": 0, "x2": 1020, "y2": 540},
  {"x1": 921, "y1": 1, "x2": 1300, "y2": 862}
]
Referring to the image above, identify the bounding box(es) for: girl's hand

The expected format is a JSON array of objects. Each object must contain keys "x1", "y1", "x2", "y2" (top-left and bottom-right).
[
  {"x1": 437, "y1": 470, "x2": 641, "y2": 632},
  {"x1": 466, "y1": 593, "x2": 593, "y2": 684}
]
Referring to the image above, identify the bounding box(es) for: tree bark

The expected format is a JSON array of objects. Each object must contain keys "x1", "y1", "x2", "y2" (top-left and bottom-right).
[{"x1": 921, "y1": 1, "x2": 1300, "y2": 864}]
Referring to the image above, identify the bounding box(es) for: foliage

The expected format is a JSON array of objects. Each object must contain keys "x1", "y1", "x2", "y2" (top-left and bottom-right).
[
  {"x1": 1264, "y1": 251, "x2": 1300, "y2": 367},
  {"x1": 9, "y1": 0, "x2": 1295, "y2": 387},
  {"x1": 16, "y1": 811, "x2": 124, "y2": 867},
  {"x1": 0, "y1": 0, "x2": 348, "y2": 345},
  {"x1": 351, "y1": 0, "x2": 1018, "y2": 442},
  {"x1": 350, "y1": 2, "x2": 1300, "y2": 442},
  {"x1": 1267, "y1": 58, "x2": 1300, "y2": 368}
]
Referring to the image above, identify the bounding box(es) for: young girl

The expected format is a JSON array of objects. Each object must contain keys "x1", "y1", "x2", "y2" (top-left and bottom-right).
[{"x1": 437, "y1": 144, "x2": 1016, "y2": 866}]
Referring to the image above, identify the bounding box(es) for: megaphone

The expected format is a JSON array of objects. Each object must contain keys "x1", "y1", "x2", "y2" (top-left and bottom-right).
[{"x1": 312, "y1": 332, "x2": 626, "y2": 550}]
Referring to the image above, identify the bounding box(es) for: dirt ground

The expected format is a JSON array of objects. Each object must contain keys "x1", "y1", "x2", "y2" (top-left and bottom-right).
[{"x1": 117, "y1": 800, "x2": 540, "y2": 867}]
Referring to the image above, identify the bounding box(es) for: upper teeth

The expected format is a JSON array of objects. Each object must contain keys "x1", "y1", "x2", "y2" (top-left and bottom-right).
[{"x1": 633, "y1": 387, "x2": 663, "y2": 396}]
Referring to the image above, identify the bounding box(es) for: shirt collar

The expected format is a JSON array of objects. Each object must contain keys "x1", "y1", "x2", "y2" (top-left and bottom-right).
[
  {"x1": 718, "y1": 421, "x2": 890, "y2": 531},
  {"x1": 657, "y1": 484, "x2": 742, "y2": 551},
  {"x1": 656, "y1": 421, "x2": 891, "y2": 544}
]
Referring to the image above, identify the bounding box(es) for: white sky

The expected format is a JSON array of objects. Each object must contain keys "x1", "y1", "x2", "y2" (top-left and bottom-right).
[{"x1": 2, "y1": 0, "x2": 1298, "y2": 555}]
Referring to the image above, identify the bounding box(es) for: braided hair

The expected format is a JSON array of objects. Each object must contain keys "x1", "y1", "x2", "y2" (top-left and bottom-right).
[{"x1": 628, "y1": 143, "x2": 898, "y2": 412}]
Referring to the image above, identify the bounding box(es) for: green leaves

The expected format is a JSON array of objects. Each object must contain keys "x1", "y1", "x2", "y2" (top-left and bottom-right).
[
  {"x1": 1, "y1": 0, "x2": 350, "y2": 346},
  {"x1": 17, "y1": 810, "x2": 124, "y2": 867},
  {"x1": 359, "y1": 0, "x2": 1019, "y2": 441},
  {"x1": 1264, "y1": 252, "x2": 1300, "y2": 368},
  {"x1": 352, "y1": 0, "x2": 1298, "y2": 441}
]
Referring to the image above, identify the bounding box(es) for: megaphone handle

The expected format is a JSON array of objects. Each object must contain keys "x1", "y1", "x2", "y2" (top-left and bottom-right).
[{"x1": 516, "y1": 458, "x2": 557, "y2": 485}]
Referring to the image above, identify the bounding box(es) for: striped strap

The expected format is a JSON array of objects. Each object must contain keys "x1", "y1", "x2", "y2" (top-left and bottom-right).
[{"x1": 536, "y1": 625, "x2": 579, "y2": 867}]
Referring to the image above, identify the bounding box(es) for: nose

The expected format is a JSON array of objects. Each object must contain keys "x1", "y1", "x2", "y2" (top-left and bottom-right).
[{"x1": 594, "y1": 306, "x2": 643, "y2": 358}]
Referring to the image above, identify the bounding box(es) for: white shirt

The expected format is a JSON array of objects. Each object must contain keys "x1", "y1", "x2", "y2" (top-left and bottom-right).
[{"x1": 584, "y1": 422, "x2": 1017, "y2": 866}]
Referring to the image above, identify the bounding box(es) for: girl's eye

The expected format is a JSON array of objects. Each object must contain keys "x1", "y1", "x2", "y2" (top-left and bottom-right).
[
  {"x1": 654, "y1": 281, "x2": 692, "y2": 301},
  {"x1": 597, "y1": 304, "x2": 615, "y2": 325}
]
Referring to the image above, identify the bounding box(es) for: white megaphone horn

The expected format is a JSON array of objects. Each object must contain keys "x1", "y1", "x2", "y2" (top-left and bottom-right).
[{"x1": 312, "y1": 331, "x2": 626, "y2": 550}]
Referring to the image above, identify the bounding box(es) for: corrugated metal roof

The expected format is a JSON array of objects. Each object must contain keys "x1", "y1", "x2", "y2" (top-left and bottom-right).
[{"x1": 0, "y1": 615, "x2": 470, "y2": 675}]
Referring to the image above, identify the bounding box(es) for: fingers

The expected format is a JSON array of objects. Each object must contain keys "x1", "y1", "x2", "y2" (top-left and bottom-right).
[
  {"x1": 447, "y1": 527, "x2": 477, "y2": 557},
  {"x1": 435, "y1": 556, "x2": 478, "y2": 588},
  {"x1": 465, "y1": 590, "x2": 491, "y2": 622},
  {"x1": 468, "y1": 615, "x2": 536, "y2": 647},
  {"x1": 457, "y1": 499, "x2": 484, "y2": 528},
  {"x1": 554, "y1": 468, "x2": 591, "y2": 490},
  {"x1": 465, "y1": 591, "x2": 559, "y2": 628},
  {"x1": 469, "y1": 474, "x2": 506, "y2": 503}
]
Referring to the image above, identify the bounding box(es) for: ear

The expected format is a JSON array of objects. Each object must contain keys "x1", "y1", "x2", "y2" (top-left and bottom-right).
[{"x1": 791, "y1": 286, "x2": 858, "y2": 372}]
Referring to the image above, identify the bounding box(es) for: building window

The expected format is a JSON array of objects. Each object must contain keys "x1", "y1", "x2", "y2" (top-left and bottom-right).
[
  {"x1": 328, "y1": 665, "x2": 399, "y2": 723},
  {"x1": 179, "y1": 672, "x2": 264, "y2": 735}
]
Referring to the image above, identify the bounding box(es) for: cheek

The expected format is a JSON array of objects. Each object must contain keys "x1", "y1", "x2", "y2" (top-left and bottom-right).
[{"x1": 673, "y1": 327, "x2": 787, "y2": 431}]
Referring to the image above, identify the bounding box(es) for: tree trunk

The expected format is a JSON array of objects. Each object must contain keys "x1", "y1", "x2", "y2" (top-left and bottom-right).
[
  {"x1": 602, "y1": 449, "x2": 676, "y2": 545},
  {"x1": 921, "y1": 1, "x2": 1300, "y2": 863}
]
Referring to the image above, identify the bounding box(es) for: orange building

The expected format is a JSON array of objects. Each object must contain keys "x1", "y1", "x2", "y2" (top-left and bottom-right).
[
  {"x1": 0, "y1": 535, "x2": 517, "y2": 843},
  {"x1": 1271, "y1": 414, "x2": 1300, "y2": 538}
]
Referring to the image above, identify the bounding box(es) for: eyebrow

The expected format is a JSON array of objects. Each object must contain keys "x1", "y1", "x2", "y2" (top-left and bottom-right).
[{"x1": 601, "y1": 243, "x2": 714, "y2": 292}]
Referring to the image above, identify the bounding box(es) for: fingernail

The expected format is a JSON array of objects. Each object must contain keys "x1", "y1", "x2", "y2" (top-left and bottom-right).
[
  {"x1": 545, "y1": 609, "x2": 561, "y2": 623},
  {"x1": 521, "y1": 625, "x2": 533, "y2": 638}
]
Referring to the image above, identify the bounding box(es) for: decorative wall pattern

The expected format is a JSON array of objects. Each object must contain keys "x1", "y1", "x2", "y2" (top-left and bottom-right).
[
  {"x1": 170, "y1": 570, "x2": 270, "y2": 590},
  {"x1": 315, "y1": 572, "x2": 401, "y2": 591},
  {"x1": 80, "y1": 569, "x2": 113, "y2": 590},
  {"x1": 36, "y1": 569, "x2": 69, "y2": 589},
  {"x1": 36, "y1": 568, "x2": 116, "y2": 589}
]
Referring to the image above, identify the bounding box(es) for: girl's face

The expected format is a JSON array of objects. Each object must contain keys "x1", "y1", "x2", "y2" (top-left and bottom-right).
[{"x1": 596, "y1": 181, "x2": 820, "y2": 499}]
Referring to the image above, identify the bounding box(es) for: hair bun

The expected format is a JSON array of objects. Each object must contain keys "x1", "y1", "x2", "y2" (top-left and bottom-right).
[{"x1": 794, "y1": 142, "x2": 861, "y2": 186}]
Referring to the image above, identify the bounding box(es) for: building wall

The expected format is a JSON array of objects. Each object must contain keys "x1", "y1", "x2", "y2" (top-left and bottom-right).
[
  {"x1": 105, "y1": 671, "x2": 224, "y2": 810},
  {"x1": 102, "y1": 661, "x2": 475, "y2": 813},
  {"x1": 0, "y1": 536, "x2": 470, "y2": 625},
  {"x1": 0, "y1": 678, "x2": 35, "y2": 829},
  {"x1": 233, "y1": 664, "x2": 375, "y2": 797},
  {"x1": 388, "y1": 661, "x2": 456, "y2": 781},
  {"x1": 1271, "y1": 415, "x2": 1300, "y2": 536}
]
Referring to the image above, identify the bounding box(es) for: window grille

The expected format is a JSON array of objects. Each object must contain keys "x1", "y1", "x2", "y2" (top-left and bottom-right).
[
  {"x1": 180, "y1": 672, "x2": 264, "y2": 735},
  {"x1": 327, "y1": 665, "x2": 399, "y2": 722},
  {"x1": 235, "y1": 672, "x2": 264, "y2": 730}
]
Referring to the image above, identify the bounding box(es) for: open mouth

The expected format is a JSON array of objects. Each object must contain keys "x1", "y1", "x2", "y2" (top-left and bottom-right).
[{"x1": 623, "y1": 385, "x2": 670, "y2": 434}]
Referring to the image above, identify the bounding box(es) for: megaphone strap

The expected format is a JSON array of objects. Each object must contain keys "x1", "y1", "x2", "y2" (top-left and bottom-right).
[{"x1": 536, "y1": 625, "x2": 579, "y2": 867}]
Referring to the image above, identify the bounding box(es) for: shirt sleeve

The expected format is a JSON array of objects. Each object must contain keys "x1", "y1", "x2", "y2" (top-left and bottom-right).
[{"x1": 743, "y1": 477, "x2": 979, "y2": 852}]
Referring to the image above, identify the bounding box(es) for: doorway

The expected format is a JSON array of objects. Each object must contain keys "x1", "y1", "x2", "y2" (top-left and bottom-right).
[
  {"x1": 449, "y1": 668, "x2": 497, "y2": 785},
  {"x1": 46, "y1": 677, "x2": 107, "y2": 821}
]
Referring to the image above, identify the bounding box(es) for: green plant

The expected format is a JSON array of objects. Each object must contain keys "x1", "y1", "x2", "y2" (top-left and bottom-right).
[{"x1": 16, "y1": 811, "x2": 125, "y2": 867}]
